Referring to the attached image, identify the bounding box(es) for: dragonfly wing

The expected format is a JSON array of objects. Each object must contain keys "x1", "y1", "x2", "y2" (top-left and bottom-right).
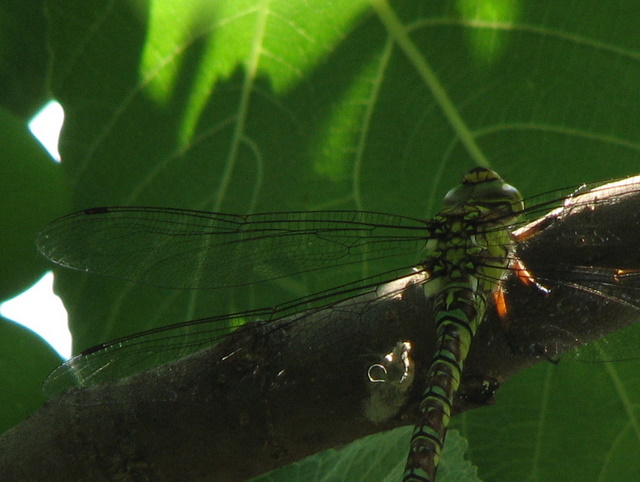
[
  {"x1": 515, "y1": 266, "x2": 640, "y2": 362},
  {"x1": 37, "y1": 207, "x2": 431, "y2": 289},
  {"x1": 44, "y1": 270, "x2": 434, "y2": 399},
  {"x1": 43, "y1": 307, "x2": 276, "y2": 398},
  {"x1": 505, "y1": 174, "x2": 640, "y2": 362}
]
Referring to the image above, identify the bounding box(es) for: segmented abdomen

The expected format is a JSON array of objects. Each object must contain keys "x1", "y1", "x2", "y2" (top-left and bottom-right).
[{"x1": 403, "y1": 280, "x2": 486, "y2": 481}]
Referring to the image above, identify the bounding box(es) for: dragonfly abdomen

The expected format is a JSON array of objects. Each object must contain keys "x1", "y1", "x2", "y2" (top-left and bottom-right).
[
  {"x1": 403, "y1": 280, "x2": 486, "y2": 481},
  {"x1": 403, "y1": 168, "x2": 524, "y2": 481}
]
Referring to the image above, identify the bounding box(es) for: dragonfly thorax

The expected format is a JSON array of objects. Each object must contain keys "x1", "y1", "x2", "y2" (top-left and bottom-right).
[{"x1": 442, "y1": 168, "x2": 524, "y2": 224}]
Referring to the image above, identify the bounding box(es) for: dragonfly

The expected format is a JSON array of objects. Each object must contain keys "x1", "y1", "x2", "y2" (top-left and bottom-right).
[{"x1": 37, "y1": 167, "x2": 640, "y2": 481}]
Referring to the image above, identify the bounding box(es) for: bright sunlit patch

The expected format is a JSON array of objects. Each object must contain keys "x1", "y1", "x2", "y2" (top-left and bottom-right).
[
  {"x1": 6, "y1": 101, "x2": 71, "y2": 360},
  {"x1": 1, "y1": 273, "x2": 71, "y2": 360},
  {"x1": 28, "y1": 100, "x2": 64, "y2": 162},
  {"x1": 456, "y1": 0, "x2": 521, "y2": 65}
]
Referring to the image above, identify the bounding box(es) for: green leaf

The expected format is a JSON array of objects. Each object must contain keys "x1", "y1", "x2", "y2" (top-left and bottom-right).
[
  {"x1": 0, "y1": 0, "x2": 49, "y2": 117},
  {"x1": 255, "y1": 428, "x2": 479, "y2": 482},
  {"x1": 0, "y1": 106, "x2": 71, "y2": 300},
  {"x1": 458, "y1": 360, "x2": 640, "y2": 480},
  {"x1": 4, "y1": 0, "x2": 640, "y2": 479},
  {"x1": 0, "y1": 316, "x2": 61, "y2": 433}
]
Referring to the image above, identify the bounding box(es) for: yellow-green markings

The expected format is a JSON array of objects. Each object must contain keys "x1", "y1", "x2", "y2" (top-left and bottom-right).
[{"x1": 403, "y1": 167, "x2": 524, "y2": 481}]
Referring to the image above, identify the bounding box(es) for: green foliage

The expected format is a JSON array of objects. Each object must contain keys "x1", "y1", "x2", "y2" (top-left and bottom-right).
[
  {"x1": 2, "y1": 0, "x2": 640, "y2": 479},
  {"x1": 0, "y1": 316, "x2": 61, "y2": 433},
  {"x1": 255, "y1": 428, "x2": 479, "y2": 482}
]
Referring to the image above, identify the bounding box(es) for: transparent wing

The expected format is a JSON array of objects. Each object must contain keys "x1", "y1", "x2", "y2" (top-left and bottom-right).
[
  {"x1": 37, "y1": 207, "x2": 432, "y2": 289},
  {"x1": 506, "y1": 174, "x2": 640, "y2": 362},
  {"x1": 43, "y1": 268, "x2": 431, "y2": 398},
  {"x1": 41, "y1": 174, "x2": 640, "y2": 395},
  {"x1": 516, "y1": 265, "x2": 640, "y2": 362}
]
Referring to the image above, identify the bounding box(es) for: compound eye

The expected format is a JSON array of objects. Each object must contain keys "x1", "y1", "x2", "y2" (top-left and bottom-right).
[{"x1": 500, "y1": 184, "x2": 525, "y2": 214}]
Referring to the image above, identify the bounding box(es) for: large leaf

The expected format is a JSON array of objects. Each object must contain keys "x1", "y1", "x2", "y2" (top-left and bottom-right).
[
  {"x1": 4, "y1": 0, "x2": 640, "y2": 479},
  {"x1": 0, "y1": 0, "x2": 49, "y2": 117},
  {"x1": 0, "y1": 316, "x2": 61, "y2": 433}
]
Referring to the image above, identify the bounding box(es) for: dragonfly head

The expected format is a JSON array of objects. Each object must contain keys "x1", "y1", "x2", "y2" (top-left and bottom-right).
[{"x1": 442, "y1": 167, "x2": 525, "y2": 223}]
